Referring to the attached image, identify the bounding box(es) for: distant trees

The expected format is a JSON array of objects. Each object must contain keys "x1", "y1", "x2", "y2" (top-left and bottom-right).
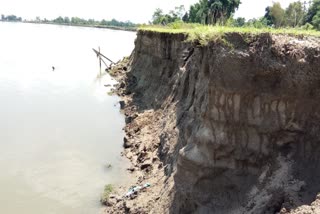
[
  {"x1": 285, "y1": 1, "x2": 305, "y2": 27},
  {"x1": 187, "y1": 3, "x2": 202, "y2": 23},
  {"x1": 207, "y1": 0, "x2": 241, "y2": 24},
  {"x1": 305, "y1": 0, "x2": 320, "y2": 23},
  {"x1": 0, "y1": 13, "x2": 136, "y2": 29},
  {"x1": 152, "y1": 6, "x2": 186, "y2": 25},
  {"x1": 51, "y1": 16, "x2": 136, "y2": 28},
  {"x1": 99, "y1": 19, "x2": 136, "y2": 28},
  {"x1": 269, "y1": 2, "x2": 286, "y2": 28},
  {"x1": 262, "y1": 1, "x2": 305, "y2": 28},
  {"x1": 234, "y1": 17, "x2": 246, "y2": 27},
  {"x1": 149, "y1": 0, "x2": 320, "y2": 31},
  {"x1": 306, "y1": 0, "x2": 320, "y2": 29},
  {"x1": 215, "y1": 0, "x2": 320, "y2": 30},
  {"x1": 1, "y1": 14, "x2": 22, "y2": 22},
  {"x1": 152, "y1": 0, "x2": 240, "y2": 25},
  {"x1": 259, "y1": 0, "x2": 320, "y2": 30},
  {"x1": 182, "y1": 0, "x2": 241, "y2": 24}
]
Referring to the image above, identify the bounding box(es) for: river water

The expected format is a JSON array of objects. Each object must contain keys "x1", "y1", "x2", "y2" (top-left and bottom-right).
[{"x1": 0, "y1": 22, "x2": 136, "y2": 214}]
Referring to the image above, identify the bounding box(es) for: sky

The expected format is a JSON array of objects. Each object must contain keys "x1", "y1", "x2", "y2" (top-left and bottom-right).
[{"x1": 0, "y1": 0, "x2": 301, "y2": 23}]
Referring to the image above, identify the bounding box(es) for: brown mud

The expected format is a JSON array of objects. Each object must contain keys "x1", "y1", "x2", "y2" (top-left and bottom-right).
[{"x1": 103, "y1": 30, "x2": 320, "y2": 214}]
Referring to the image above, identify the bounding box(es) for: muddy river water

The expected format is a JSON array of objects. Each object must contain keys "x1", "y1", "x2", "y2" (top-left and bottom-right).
[{"x1": 0, "y1": 22, "x2": 136, "y2": 213}]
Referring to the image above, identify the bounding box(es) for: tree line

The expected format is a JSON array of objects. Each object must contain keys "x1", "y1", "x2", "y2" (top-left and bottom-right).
[
  {"x1": 1, "y1": 14, "x2": 22, "y2": 22},
  {"x1": 1, "y1": 14, "x2": 136, "y2": 29},
  {"x1": 152, "y1": 0, "x2": 320, "y2": 30},
  {"x1": 51, "y1": 16, "x2": 136, "y2": 28}
]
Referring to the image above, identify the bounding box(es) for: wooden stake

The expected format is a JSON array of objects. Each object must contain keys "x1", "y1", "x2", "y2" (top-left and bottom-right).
[{"x1": 92, "y1": 48, "x2": 115, "y2": 64}]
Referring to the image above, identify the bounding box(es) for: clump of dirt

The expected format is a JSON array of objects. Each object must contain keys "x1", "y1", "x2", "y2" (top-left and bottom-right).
[{"x1": 103, "y1": 31, "x2": 320, "y2": 214}]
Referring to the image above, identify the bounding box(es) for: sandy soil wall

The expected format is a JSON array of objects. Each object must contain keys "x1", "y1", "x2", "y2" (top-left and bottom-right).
[{"x1": 111, "y1": 30, "x2": 320, "y2": 214}]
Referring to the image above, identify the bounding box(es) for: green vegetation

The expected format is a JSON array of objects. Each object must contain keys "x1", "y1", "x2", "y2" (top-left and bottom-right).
[
  {"x1": 140, "y1": 24, "x2": 320, "y2": 45},
  {"x1": 100, "y1": 184, "x2": 114, "y2": 204},
  {"x1": 51, "y1": 16, "x2": 136, "y2": 29},
  {"x1": 152, "y1": 0, "x2": 241, "y2": 25},
  {"x1": 151, "y1": 0, "x2": 320, "y2": 31},
  {"x1": 152, "y1": 6, "x2": 186, "y2": 25},
  {"x1": 1, "y1": 14, "x2": 137, "y2": 31},
  {"x1": 1, "y1": 14, "x2": 22, "y2": 22}
]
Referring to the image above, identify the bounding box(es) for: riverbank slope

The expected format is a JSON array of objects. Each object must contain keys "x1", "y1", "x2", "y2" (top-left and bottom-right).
[{"x1": 107, "y1": 28, "x2": 320, "y2": 214}]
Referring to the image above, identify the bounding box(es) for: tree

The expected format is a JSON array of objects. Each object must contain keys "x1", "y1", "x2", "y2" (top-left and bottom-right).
[
  {"x1": 71, "y1": 17, "x2": 83, "y2": 25},
  {"x1": 246, "y1": 17, "x2": 268, "y2": 28},
  {"x1": 152, "y1": 8, "x2": 165, "y2": 24},
  {"x1": 188, "y1": 3, "x2": 202, "y2": 23},
  {"x1": 305, "y1": 0, "x2": 320, "y2": 23},
  {"x1": 285, "y1": 1, "x2": 305, "y2": 27},
  {"x1": 151, "y1": 6, "x2": 185, "y2": 25},
  {"x1": 64, "y1": 17, "x2": 70, "y2": 24},
  {"x1": 53, "y1": 16, "x2": 63, "y2": 24},
  {"x1": 269, "y1": 2, "x2": 285, "y2": 28},
  {"x1": 168, "y1": 10, "x2": 179, "y2": 22},
  {"x1": 207, "y1": 0, "x2": 241, "y2": 24},
  {"x1": 182, "y1": 12, "x2": 189, "y2": 22},
  {"x1": 234, "y1": 17, "x2": 246, "y2": 27},
  {"x1": 264, "y1": 6, "x2": 274, "y2": 26},
  {"x1": 185, "y1": 0, "x2": 241, "y2": 25},
  {"x1": 312, "y1": 11, "x2": 320, "y2": 29},
  {"x1": 304, "y1": 0, "x2": 320, "y2": 29},
  {"x1": 175, "y1": 5, "x2": 186, "y2": 19}
]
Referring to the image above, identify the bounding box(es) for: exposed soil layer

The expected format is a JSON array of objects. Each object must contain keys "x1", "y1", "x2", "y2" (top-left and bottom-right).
[{"x1": 104, "y1": 31, "x2": 320, "y2": 214}]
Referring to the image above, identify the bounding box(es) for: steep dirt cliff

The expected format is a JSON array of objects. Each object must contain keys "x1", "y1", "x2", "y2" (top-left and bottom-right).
[{"x1": 110, "y1": 30, "x2": 320, "y2": 214}]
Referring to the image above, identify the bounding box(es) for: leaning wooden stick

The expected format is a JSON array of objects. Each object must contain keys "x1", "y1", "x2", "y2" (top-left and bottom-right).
[{"x1": 92, "y1": 48, "x2": 115, "y2": 64}]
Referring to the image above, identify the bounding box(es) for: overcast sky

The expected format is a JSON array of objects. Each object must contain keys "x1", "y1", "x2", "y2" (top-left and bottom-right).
[{"x1": 0, "y1": 0, "x2": 300, "y2": 23}]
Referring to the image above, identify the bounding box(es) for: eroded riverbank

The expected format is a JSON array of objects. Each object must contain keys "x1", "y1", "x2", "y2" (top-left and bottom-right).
[{"x1": 105, "y1": 30, "x2": 320, "y2": 214}]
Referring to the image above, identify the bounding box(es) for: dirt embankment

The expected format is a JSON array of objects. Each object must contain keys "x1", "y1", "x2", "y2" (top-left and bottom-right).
[{"x1": 106, "y1": 30, "x2": 320, "y2": 214}]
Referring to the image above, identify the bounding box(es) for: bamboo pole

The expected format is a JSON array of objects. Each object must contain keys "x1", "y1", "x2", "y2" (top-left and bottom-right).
[
  {"x1": 99, "y1": 47, "x2": 102, "y2": 75},
  {"x1": 92, "y1": 48, "x2": 115, "y2": 64}
]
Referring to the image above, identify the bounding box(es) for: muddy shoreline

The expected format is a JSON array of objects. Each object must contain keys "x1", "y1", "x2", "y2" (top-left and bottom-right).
[{"x1": 102, "y1": 57, "x2": 167, "y2": 213}]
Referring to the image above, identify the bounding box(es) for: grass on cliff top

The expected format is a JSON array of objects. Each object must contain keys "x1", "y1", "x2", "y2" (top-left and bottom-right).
[{"x1": 139, "y1": 23, "x2": 320, "y2": 45}]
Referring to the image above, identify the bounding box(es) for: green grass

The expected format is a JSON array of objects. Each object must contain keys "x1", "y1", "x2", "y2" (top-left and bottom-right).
[
  {"x1": 100, "y1": 184, "x2": 114, "y2": 204},
  {"x1": 139, "y1": 23, "x2": 320, "y2": 45}
]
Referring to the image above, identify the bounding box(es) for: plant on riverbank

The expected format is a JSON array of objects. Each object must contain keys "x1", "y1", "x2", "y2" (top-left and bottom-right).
[
  {"x1": 139, "y1": 24, "x2": 320, "y2": 45},
  {"x1": 100, "y1": 184, "x2": 114, "y2": 205}
]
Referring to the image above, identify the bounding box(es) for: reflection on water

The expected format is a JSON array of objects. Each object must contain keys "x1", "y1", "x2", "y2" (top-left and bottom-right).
[{"x1": 0, "y1": 22, "x2": 136, "y2": 214}]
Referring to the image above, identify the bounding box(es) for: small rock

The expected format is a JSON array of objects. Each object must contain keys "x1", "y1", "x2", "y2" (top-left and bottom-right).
[
  {"x1": 125, "y1": 113, "x2": 138, "y2": 124},
  {"x1": 130, "y1": 192, "x2": 138, "y2": 200},
  {"x1": 119, "y1": 101, "x2": 125, "y2": 109},
  {"x1": 125, "y1": 116, "x2": 134, "y2": 124},
  {"x1": 140, "y1": 160, "x2": 152, "y2": 170},
  {"x1": 126, "y1": 152, "x2": 133, "y2": 159},
  {"x1": 134, "y1": 127, "x2": 140, "y2": 133},
  {"x1": 127, "y1": 167, "x2": 135, "y2": 172},
  {"x1": 158, "y1": 163, "x2": 163, "y2": 169},
  {"x1": 124, "y1": 90, "x2": 132, "y2": 95},
  {"x1": 116, "y1": 197, "x2": 123, "y2": 203},
  {"x1": 105, "y1": 198, "x2": 116, "y2": 207},
  {"x1": 109, "y1": 194, "x2": 117, "y2": 199},
  {"x1": 119, "y1": 82, "x2": 126, "y2": 89},
  {"x1": 123, "y1": 137, "x2": 132, "y2": 148}
]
